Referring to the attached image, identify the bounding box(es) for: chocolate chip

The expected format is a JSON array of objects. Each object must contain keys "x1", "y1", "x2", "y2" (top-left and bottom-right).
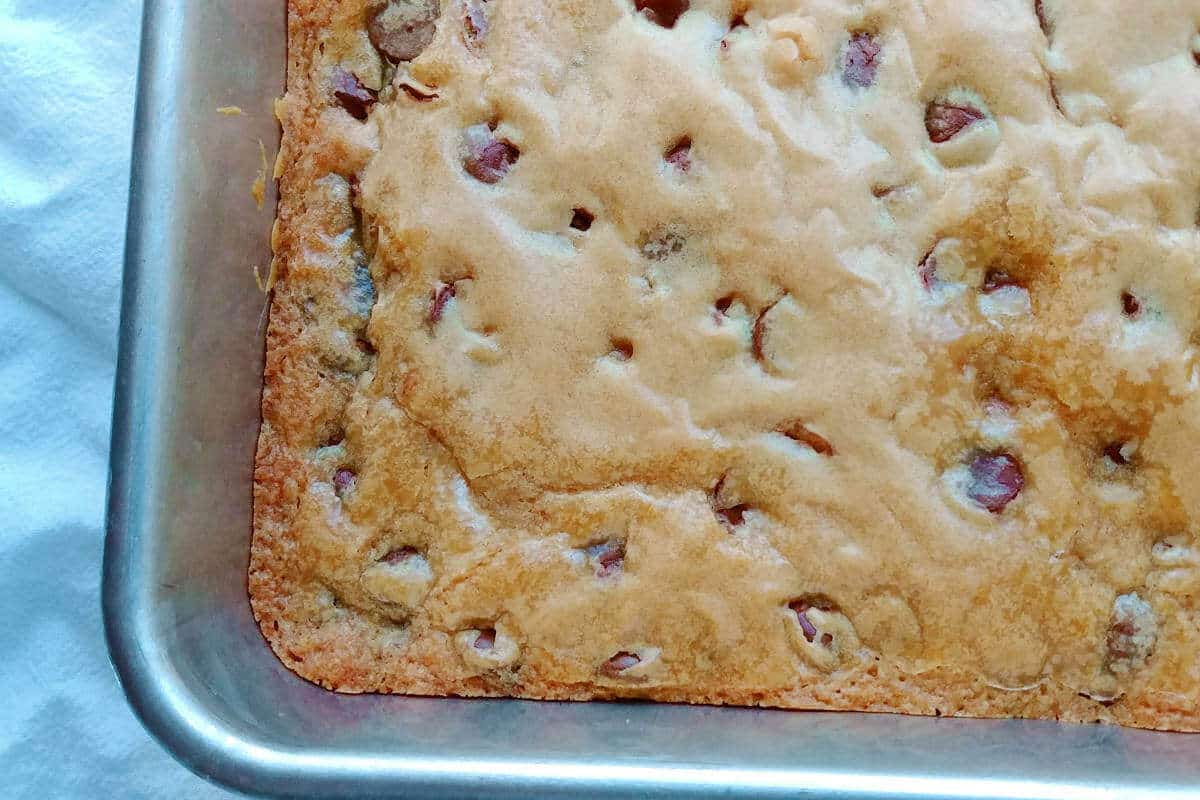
[
  {"x1": 463, "y1": 124, "x2": 520, "y2": 184},
  {"x1": 600, "y1": 651, "x2": 642, "y2": 676},
  {"x1": 380, "y1": 546, "x2": 419, "y2": 565},
  {"x1": 966, "y1": 451, "x2": 1024, "y2": 513},
  {"x1": 842, "y1": 31, "x2": 881, "y2": 88},
  {"x1": 1121, "y1": 291, "x2": 1141, "y2": 318},
  {"x1": 713, "y1": 294, "x2": 740, "y2": 324},
  {"x1": 1103, "y1": 442, "x2": 1133, "y2": 466},
  {"x1": 712, "y1": 476, "x2": 751, "y2": 531},
  {"x1": 1048, "y1": 76, "x2": 1065, "y2": 115},
  {"x1": 368, "y1": 0, "x2": 440, "y2": 63},
  {"x1": 717, "y1": 504, "x2": 749, "y2": 527},
  {"x1": 1105, "y1": 593, "x2": 1156, "y2": 673},
  {"x1": 1107, "y1": 621, "x2": 1135, "y2": 655},
  {"x1": 982, "y1": 269, "x2": 1020, "y2": 293},
  {"x1": 633, "y1": 0, "x2": 689, "y2": 28},
  {"x1": 570, "y1": 208, "x2": 595, "y2": 231},
  {"x1": 429, "y1": 281, "x2": 457, "y2": 324},
  {"x1": 1035, "y1": 0, "x2": 1053, "y2": 39},
  {"x1": 751, "y1": 300, "x2": 779, "y2": 364},
  {"x1": 333, "y1": 468, "x2": 358, "y2": 497},
  {"x1": 332, "y1": 68, "x2": 378, "y2": 120},
  {"x1": 925, "y1": 100, "x2": 987, "y2": 143},
  {"x1": 665, "y1": 136, "x2": 692, "y2": 172},
  {"x1": 788, "y1": 596, "x2": 838, "y2": 643},
  {"x1": 463, "y1": 0, "x2": 490, "y2": 45},
  {"x1": 320, "y1": 426, "x2": 346, "y2": 447},
  {"x1": 790, "y1": 603, "x2": 819, "y2": 642},
  {"x1": 470, "y1": 140, "x2": 520, "y2": 182},
  {"x1": 586, "y1": 540, "x2": 625, "y2": 577},
  {"x1": 473, "y1": 627, "x2": 496, "y2": 650},
  {"x1": 779, "y1": 421, "x2": 835, "y2": 456},
  {"x1": 610, "y1": 338, "x2": 634, "y2": 360},
  {"x1": 398, "y1": 82, "x2": 439, "y2": 102},
  {"x1": 918, "y1": 249, "x2": 938, "y2": 290}
]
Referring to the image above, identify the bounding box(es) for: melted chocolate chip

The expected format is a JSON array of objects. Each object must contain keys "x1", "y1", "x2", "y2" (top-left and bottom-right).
[
  {"x1": 587, "y1": 540, "x2": 626, "y2": 577},
  {"x1": 966, "y1": 451, "x2": 1024, "y2": 513},
  {"x1": 751, "y1": 301, "x2": 777, "y2": 364},
  {"x1": 333, "y1": 468, "x2": 358, "y2": 497},
  {"x1": 843, "y1": 31, "x2": 881, "y2": 88},
  {"x1": 925, "y1": 101, "x2": 987, "y2": 143},
  {"x1": 368, "y1": 0, "x2": 441, "y2": 63},
  {"x1": 1105, "y1": 593, "x2": 1156, "y2": 673},
  {"x1": 1121, "y1": 291, "x2": 1141, "y2": 318},
  {"x1": 463, "y1": 125, "x2": 520, "y2": 184},
  {"x1": 717, "y1": 503, "x2": 750, "y2": 528},
  {"x1": 712, "y1": 476, "x2": 751, "y2": 530},
  {"x1": 1048, "y1": 76, "x2": 1065, "y2": 115},
  {"x1": 320, "y1": 426, "x2": 346, "y2": 447},
  {"x1": 332, "y1": 68, "x2": 378, "y2": 120},
  {"x1": 791, "y1": 604, "x2": 819, "y2": 642},
  {"x1": 429, "y1": 281, "x2": 457, "y2": 324},
  {"x1": 918, "y1": 250, "x2": 938, "y2": 290},
  {"x1": 399, "y1": 82, "x2": 440, "y2": 102},
  {"x1": 634, "y1": 0, "x2": 689, "y2": 28},
  {"x1": 982, "y1": 269, "x2": 1021, "y2": 293},
  {"x1": 1035, "y1": 0, "x2": 1053, "y2": 38},
  {"x1": 600, "y1": 651, "x2": 642, "y2": 676},
  {"x1": 788, "y1": 596, "x2": 838, "y2": 644},
  {"x1": 570, "y1": 208, "x2": 595, "y2": 231},
  {"x1": 610, "y1": 338, "x2": 634, "y2": 360},
  {"x1": 463, "y1": 0, "x2": 490, "y2": 45},
  {"x1": 779, "y1": 421, "x2": 835, "y2": 456},
  {"x1": 381, "y1": 546, "x2": 419, "y2": 565},
  {"x1": 665, "y1": 137, "x2": 692, "y2": 172},
  {"x1": 1103, "y1": 442, "x2": 1132, "y2": 466}
]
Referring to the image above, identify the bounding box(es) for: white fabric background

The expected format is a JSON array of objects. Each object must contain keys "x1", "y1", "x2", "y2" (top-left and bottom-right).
[{"x1": 0, "y1": 1, "x2": 233, "y2": 796}]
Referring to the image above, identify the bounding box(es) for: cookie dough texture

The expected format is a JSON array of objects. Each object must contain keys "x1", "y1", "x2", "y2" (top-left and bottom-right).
[{"x1": 252, "y1": 0, "x2": 1200, "y2": 730}]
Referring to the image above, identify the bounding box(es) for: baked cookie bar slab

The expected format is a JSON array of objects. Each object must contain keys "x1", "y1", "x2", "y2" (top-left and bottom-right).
[{"x1": 252, "y1": 0, "x2": 1200, "y2": 730}]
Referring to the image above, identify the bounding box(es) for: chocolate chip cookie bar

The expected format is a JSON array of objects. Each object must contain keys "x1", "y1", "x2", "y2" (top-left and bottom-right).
[{"x1": 252, "y1": 0, "x2": 1200, "y2": 730}]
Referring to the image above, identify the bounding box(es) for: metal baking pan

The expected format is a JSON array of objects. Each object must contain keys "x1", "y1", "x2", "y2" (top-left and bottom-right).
[{"x1": 103, "y1": 1, "x2": 1200, "y2": 797}]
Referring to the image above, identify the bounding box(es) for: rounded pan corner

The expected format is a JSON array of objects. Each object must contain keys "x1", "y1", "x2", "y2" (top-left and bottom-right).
[
  {"x1": 102, "y1": 497, "x2": 286, "y2": 798},
  {"x1": 101, "y1": 598, "x2": 268, "y2": 798}
]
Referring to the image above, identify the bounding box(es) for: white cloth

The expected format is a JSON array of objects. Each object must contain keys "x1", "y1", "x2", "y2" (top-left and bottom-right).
[{"x1": 0, "y1": 1, "x2": 232, "y2": 796}]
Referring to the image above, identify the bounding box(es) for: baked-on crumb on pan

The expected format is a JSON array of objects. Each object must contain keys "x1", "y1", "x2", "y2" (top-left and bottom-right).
[{"x1": 252, "y1": 0, "x2": 1200, "y2": 731}]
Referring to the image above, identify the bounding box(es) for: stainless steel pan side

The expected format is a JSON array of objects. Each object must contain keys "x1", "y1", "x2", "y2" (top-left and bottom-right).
[{"x1": 103, "y1": 1, "x2": 1200, "y2": 797}]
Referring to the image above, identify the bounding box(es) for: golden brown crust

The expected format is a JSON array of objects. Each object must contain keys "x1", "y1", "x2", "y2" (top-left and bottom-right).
[{"x1": 253, "y1": 0, "x2": 1200, "y2": 731}]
